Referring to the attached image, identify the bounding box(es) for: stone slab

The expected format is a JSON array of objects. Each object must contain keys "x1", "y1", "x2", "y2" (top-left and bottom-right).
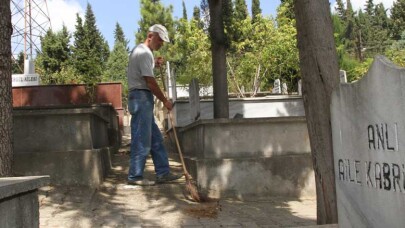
[
  {"x1": 331, "y1": 55, "x2": 405, "y2": 228},
  {"x1": 0, "y1": 176, "x2": 49, "y2": 200},
  {"x1": 180, "y1": 117, "x2": 310, "y2": 159},
  {"x1": 189, "y1": 78, "x2": 201, "y2": 121}
]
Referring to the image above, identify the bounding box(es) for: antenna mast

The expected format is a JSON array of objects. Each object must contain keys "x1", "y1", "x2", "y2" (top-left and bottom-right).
[{"x1": 11, "y1": 0, "x2": 52, "y2": 60}]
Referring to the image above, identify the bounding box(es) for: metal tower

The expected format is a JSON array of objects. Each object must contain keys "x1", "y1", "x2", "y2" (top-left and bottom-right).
[{"x1": 11, "y1": 0, "x2": 51, "y2": 60}]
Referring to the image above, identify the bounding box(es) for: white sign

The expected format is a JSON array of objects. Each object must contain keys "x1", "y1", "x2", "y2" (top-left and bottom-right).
[
  {"x1": 12, "y1": 74, "x2": 40, "y2": 87},
  {"x1": 331, "y1": 56, "x2": 405, "y2": 228}
]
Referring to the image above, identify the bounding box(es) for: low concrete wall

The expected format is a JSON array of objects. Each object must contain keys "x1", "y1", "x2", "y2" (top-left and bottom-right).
[
  {"x1": 180, "y1": 117, "x2": 311, "y2": 158},
  {"x1": 0, "y1": 176, "x2": 49, "y2": 228},
  {"x1": 179, "y1": 117, "x2": 315, "y2": 199},
  {"x1": 172, "y1": 95, "x2": 305, "y2": 127},
  {"x1": 13, "y1": 148, "x2": 111, "y2": 187},
  {"x1": 12, "y1": 82, "x2": 124, "y2": 132},
  {"x1": 13, "y1": 105, "x2": 118, "y2": 187}
]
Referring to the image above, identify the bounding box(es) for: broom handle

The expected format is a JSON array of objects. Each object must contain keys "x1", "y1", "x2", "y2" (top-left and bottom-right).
[
  {"x1": 167, "y1": 111, "x2": 191, "y2": 178},
  {"x1": 160, "y1": 67, "x2": 192, "y2": 179}
]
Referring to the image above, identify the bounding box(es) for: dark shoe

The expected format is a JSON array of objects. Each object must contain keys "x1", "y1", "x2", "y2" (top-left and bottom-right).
[
  {"x1": 127, "y1": 179, "x2": 155, "y2": 186},
  {"x1": 156, "y1": 173, "x2": 183, "y2": 183}
]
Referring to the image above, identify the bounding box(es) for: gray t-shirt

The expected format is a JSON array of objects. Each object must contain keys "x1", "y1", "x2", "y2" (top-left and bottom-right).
[{"x1": 127, "y1": 43, "x2": 155, "y2": 91}]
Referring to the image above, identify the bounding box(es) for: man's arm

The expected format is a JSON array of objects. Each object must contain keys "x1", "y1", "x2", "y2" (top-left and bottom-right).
[{"x1": 144, "y1": 76, "x2": 173, "y2": 111}]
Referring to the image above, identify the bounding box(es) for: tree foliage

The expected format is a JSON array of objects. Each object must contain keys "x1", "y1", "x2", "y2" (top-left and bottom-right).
[
  {"x1": 329, "y1": 0, "x2": 405, "y2": 83},
  {"x1": 234, "y1": 0, "x2": 248, "y2": 22},
  {"x1": 12, "y1": 51, "x2": 24, "y2": 74},
  {"x1": 36, "y1": 26, "x2": 73, "y2": 84},
  {"x1": 279, "y1": 0, "x2": 295, "y2": 20},
  {"x1": 390, "y1": 0, "x2": 405, "y2": 40},
  {"x1": 252, "y1": 0, "x2": 262, "y2": 22},
  {"x1": 71, "y1": 3, "x2": 109, "y2": 89},
  {"x1": 103, "y1": 23, "x2": 130, "y2": 106},
  {"x1": 29, "y1": 0, "x2": 405, "y2": 98},
  {"x1": 168, "y1": 19, "x2": 211, "y2": 87},
  {"x1": 114, "y1": 22, "x2": 129, "y2": 51},
  {"x1": 182, "y1": 0, "x2": 188, "y2": 20}
]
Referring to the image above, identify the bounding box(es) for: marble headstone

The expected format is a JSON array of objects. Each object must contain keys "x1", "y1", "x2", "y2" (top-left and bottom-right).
[
  {"x1": 331, "y1": 56, "x2": 405, "y2": 228},
  {"x1": 282, "y1": 82, "x2": 288, "y2": 94},
  {"x1": 189, "y1": 78, "x2": 200, "y2": 121},
  {"x1": 272, "y1": 79, "x2": 281, "y2": 94},
  {"x1": 298, "y1": 80, "x2": 302, "y2": 96},
  {"x1": 339, "y1": 70, "x2": 347, "y2": 83}
]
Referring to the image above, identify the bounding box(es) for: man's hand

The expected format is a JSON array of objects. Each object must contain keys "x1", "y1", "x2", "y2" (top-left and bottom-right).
[
  {"x1": 155, "y1": 57, "x2": 164, "y2": 68},
  {"x1": 144, "y1": 76, "x2": 172, "y2": 111}
]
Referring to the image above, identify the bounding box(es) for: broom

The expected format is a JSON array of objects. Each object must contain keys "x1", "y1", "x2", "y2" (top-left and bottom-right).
[{"x1": 159, "y1": 67, "x2": 203, "y2": 202}]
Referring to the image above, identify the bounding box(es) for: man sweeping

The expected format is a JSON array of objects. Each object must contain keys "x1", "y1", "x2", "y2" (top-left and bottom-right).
[{"x1": 126, "y1": 24, "x2": 182, "y2": 186}]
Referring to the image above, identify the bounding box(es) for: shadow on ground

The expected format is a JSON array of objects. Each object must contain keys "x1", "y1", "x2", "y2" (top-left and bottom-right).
[{"x1": 38, "y1": 134, "x2": 317, "y2": 227}]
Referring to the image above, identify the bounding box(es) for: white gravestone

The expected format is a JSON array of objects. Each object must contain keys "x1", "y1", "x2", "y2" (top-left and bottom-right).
[
  {"x1": 298, "y1": 80, "x2": 302, "y2": 96},
  {"x1": 331, "y1": 56, "x2": 405, "y2": 228},
  {"x1": 272, "y1": 79, "x2": 281, "y2": 94},
  {"x1": 340, "y1": 70, "x2": 347, "y2": 83},
  {"x1": 189, "y1": 78, "x2": 200, "y2": 121},
  {"x1": 12, "y1": 59, "x2": 40, "y2": 87},
  {"x1": 166, "y1": 61, "x2": 177, "y2": 101},
  {"x1": 282, "y1": 82, "x2": 288, "y2": 94}
]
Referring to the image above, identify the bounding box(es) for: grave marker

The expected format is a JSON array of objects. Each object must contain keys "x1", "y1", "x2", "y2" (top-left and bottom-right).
[
  {"x1": 331, "y1": 56, "x2": 405, "y2": 228},
  {"x1": 340, "y1": 70, "x2": 347, "y2": 83},
  {"x1": 189, "y1": 78, "x2": 200, "y2": 121},
  {"x1": 272, "y1": 79, "x2": 281, "y2": 94}
]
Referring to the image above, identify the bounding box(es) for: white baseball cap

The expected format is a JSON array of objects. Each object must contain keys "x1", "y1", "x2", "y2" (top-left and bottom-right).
[{"x1": 148, "y1": 24, "x2": 170, "y2": 42}]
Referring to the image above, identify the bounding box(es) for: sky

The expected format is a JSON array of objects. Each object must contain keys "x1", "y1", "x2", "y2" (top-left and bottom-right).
[
  {"x1": 44, "y1": 0, "x2": 282, "y2": 50},
  {"x1": 13, "y1": 0, "x2": 396, "y2": 53}
]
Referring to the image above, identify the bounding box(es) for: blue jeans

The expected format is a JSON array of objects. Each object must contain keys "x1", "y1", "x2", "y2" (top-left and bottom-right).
[{"x1": 127, "y1": 89, "x2": 170, "y2": 181}]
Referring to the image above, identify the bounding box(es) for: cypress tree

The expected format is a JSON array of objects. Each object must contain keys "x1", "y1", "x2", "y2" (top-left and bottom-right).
[
  {"x1": 114, "y1": 22, "x2": 129, "y2": 51},
  {"x1": 222, "y1": 0, "x2": 233, "y2": 33},
  {"x1": 344, "y1": 0, "x2": 355, "y2": 41},
  {"x1": 182, "y1": 0, "x2": 188, "y2": 20},
  {"x1": 103, "y1": 42, "x2": 128, "y2": 83},
  {"x1": 222, "y1": 0, "x2": 234, "y2": 49},
  {"x1": 72, "y1": 14, "x2": 87, "y2": 78},
  {"x1": 252, "y1": 0, "x2": 262, "y2": 22},
  {"x1": 72, "y1": 4, "x2": 109, "y2": 88},
  {"x1": 234, "y1": 0, "x2": 248, "y2": 21},
  {"x1": 335, "y1": 0, "x2": 346, "y2": 20},
  {"x1": 280, "y1": 0, "x2": 295, "y2": 20},
  {"x1": 390, "y1": 0, "x2": 405, "y2": 40},
  {"x1": 192, "y1": 6, "x2": 204, "y2": 29},
  {"x1": 193, "y1": 6, "x2": 201, "y2": 21},
  {"x1": 38, "y1": 27, "x2": 71, "y2": 75},
  {"x1": 83, "y1": 3, "x2": 109, "y2": 72},
  {"x1": 36, "y1": 26, "x2": 73, "y2": 84},
  {"x1": 374, "y1": 3, "x2": 389, "y2": 29},
  {"x1": 365, "y1": 0, "x2": 375, "y2": 16},
  {"x1": 103, "y1": 40, "x2": 129, "y2": 106},
  {"x1": 370, "y1": 3, "x2": 390, "y2": 54}
]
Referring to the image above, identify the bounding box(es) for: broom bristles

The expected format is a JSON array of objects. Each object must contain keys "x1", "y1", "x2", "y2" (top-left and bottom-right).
[{"x1": 186, "y1": 180, "x2": 201, "y2": 202}]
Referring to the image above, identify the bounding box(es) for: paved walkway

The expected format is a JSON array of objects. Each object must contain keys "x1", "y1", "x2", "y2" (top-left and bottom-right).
[{"x1": 38, "y1": 134, "x2": 319, "y2": 228}]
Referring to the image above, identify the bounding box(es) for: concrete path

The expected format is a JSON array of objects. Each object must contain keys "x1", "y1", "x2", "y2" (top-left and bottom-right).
[{"x1": 38, "y1": 134, "x2": 319, "y2": 228}]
